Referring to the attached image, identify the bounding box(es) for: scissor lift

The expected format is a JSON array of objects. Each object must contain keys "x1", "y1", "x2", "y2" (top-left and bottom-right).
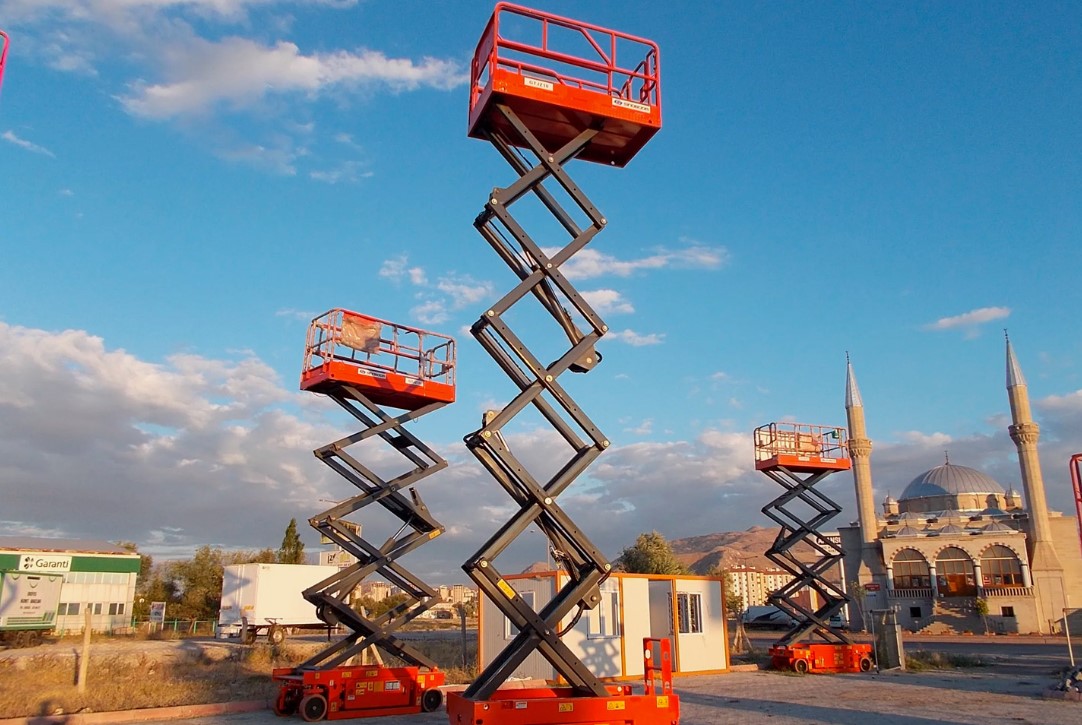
[
  {"x1": 272, "y1": 309, "x2": 454, "y2": 721},
  {"x1": 754, "y1": 422, "x2": 873, "y2": 674},
  {"x1": 447, "y1": 5, "x2": 676, "y2": 725}
]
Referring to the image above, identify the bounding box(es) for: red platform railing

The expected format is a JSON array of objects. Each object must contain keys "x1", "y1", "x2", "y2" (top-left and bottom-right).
[
  {"x1": 300, "y1": 309, "x2": 455, "y2": 409},
  {"x1": 468, "y1": 2, "x2": 661, "y2": 166}
]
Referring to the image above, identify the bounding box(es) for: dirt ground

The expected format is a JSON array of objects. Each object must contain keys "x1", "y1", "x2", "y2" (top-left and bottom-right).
[
  {"x1": 121, "y1": 668, "x2": 1082, "y2": 725},
  {"x1": 4, "y1": 636, "x2": 1081, "y2": 725}
]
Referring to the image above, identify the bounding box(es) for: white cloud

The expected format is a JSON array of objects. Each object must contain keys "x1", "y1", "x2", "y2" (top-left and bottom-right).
[
  {"x1": 412, "y1": 300, "x2": 448, "y2": 325},
  {"x1": 217, "y1": 138, "x2": 304, "y2": 175},
  {"x1": 6, "y1": 320, "x2": 1082, "y2": 574},
  {"x1": 608, "y1": 329, "x2": 664, "y2": 346},
  {"x1": 1, "y1": 130, "x2": 56, "y2": 157},
  {"x1": 924, "y1": 306, "x2": 1010, "y2": 335},
  {"x1": 435, "y1": 274, "x2": 494, "y2": 310},
  {"x1": 582, "y1": 289, "x2": 634, "y2": 315},
  {"x1": 310, "y1": 161, "x2": 367, "y2": 184},
  {"x1": 119, "y1": 37, "x2": 466, "y2": 119},
  {"x1": 555, "y1": 245, "x2": 728, "y2": 280}
]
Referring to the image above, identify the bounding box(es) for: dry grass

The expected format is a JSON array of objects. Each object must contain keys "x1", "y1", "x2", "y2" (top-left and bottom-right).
[
  {"x1": 905, "y1": 649, "x2": 988, "y2": 671},
  {"x1": 0, "y1": 636, "x2": 478, "y2": 719}
]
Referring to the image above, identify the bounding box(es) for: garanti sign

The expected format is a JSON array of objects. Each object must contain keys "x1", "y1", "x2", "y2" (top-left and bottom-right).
[{"x1": 18, "y1": 554, "x2": 72, "y2": 573}]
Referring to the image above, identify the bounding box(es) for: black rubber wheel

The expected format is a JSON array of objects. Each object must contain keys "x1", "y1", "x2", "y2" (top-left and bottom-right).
[
  {"x1": 26, "y1": 631, "x2": 43, "y2": 647},
  {"x1": 421, "y1": 688, "x2": 444, "y2": 713},
  {"x1": 242, "y1": 627, "x2": 258, "y2": 645},
  {"x1": 793, "y1": 658, "x2": 809, "y2": 674},
  {"x1": 268, "y1": 625, "x2": 285, "y2": 645},
  {"x1": 12, "y1": 631, "x2": 29, "y2": 648},
  {"x1": 859, "y1": 656, "x2": 873, "y2": 672},
  {"x1": 273, "y1": 690, "x2": 300, "y2": 717},
  {"x1": 300, "y1": 693, "x2": 328, "y2": 722},
  {"x1": 316, "y1": 603, "x2": 338, "y2": 627}
]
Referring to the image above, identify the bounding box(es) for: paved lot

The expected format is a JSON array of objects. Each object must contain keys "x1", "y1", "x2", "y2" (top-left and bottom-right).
[{"x1": 124, "y1": 666, "x2": 1082, "y2": 725}]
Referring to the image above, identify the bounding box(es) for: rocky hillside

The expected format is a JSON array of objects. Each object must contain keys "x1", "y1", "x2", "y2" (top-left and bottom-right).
[{"x1": 669, "y1": 527, "x2": 825, "y2": 574}]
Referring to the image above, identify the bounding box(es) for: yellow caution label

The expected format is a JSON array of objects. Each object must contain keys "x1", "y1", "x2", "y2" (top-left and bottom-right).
[
  {"x1": 607, "y1": 701, "x2": 626, "y2": 711},
  {"x1": 656, "y1": 696, "x2": 669, "y2": 708},
  {"x1": 366, "y1": 669, "x2": 378, "y2": 678},
  {"x1": 496, "y1": 579, "x2": 516, "y2": 599},
  {"x1": 559, "y1": 703, "x2": 574, "y2": 713},
  {"x1": 342, "y1": 671, "x2": 352, "y2": 678}
]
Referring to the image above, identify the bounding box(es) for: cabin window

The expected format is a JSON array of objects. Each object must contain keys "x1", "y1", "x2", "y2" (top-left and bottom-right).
[{"x1": 677, "y1": 592, "x2": 703, "y2": 634}]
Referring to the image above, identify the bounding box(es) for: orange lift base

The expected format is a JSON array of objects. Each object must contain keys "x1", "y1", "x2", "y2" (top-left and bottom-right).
[
  {"x1": 753, "y1": 454, "x2": 853, "y2": 473},
  {"x1": 446, "y1": 686, "x2": 679, "y2": 725},
  {"x1": 770, "y1": 643, "x2": 874, "y2": 675},
  {"x1": 272, "y1": 665, "x2": 446, "y2": 721}
]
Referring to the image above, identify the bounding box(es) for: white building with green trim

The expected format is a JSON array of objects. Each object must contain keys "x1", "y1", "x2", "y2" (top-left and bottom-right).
[{"x1": 0, "y1": 537, "x2": 140, "y2": 633}]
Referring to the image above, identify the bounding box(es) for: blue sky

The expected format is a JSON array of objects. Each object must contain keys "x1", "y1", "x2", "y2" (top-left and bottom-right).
[{"x1": 1, "y1": 1, "x2": 1081, "y2": 582}]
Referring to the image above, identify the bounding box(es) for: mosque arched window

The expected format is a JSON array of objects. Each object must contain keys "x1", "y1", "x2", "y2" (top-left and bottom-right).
[
  {"x1": 980, "y1": 545, "x2": 1024, "y2": 587},
  {"x1": 935, "y1": 546, "x2": 977, "y2": 596},
  {"x1": 891, "y1": 549, "x2": 930, "y2": 589}
]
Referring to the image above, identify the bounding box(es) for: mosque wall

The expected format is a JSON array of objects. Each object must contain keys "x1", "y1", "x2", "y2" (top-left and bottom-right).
[{"x1": 1048, "y1": 515, "x2": 1082, "y2": 607}]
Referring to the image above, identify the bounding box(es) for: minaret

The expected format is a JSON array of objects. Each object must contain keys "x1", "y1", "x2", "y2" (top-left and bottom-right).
[
  {"x1": 845, "y1": 356, "x2": 878, "y2": 546},
  {"x1": 1005, "y1": 333, "x2": 1064, "y2": 630}
]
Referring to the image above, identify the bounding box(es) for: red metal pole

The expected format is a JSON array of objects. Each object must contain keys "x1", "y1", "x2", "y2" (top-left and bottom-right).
[
  {"x1": 1071, "y1": 454, "x2": 1082, "y2": 558},
  {"x1": 0, "y1": 31, "x2": 9, "y2": 93}
]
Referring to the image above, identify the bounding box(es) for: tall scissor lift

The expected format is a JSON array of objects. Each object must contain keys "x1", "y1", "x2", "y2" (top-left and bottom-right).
[
  {"x1": 754, "y1": 422, "x2": 873, "y2": 674},
  {"x1": 447, "y1": 5, "x2": 677, "y2": 725},
  {"x1": 272, "y1": 309, "x2": 454, "y2": 722}
]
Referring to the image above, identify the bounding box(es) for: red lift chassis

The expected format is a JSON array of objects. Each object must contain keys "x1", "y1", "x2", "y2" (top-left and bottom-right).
[
  {"x1": 447, "y1": 639, "x2": 677, "y2": 725},
  {"x1": 273, "y1": 665, "x2": 446, "y2": 721}
]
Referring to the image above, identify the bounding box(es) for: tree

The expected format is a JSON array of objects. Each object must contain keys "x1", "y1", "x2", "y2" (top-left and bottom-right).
[
  {"x1": 712, "y1": 568, "x2": 745, "y2": 619},
  {"x1": 616, "y1": 531, "x2": 687, "y2": 575},
  {"x1": 849, "y1": 580, "x2": 870, "y2": 633},
  {"x1": 169, "y1": 545, "x2": 227, "y2": 621},
  {"x1": 278, "y1": 518, "x2": 306, "y2": 564},
  {"x1": 974, "y1": 597, "x2": 990, "y2": 634}
]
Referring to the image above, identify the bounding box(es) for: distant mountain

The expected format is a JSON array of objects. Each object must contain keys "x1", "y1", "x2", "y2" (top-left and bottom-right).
[
  {"x1": 668, "y1": 526, "x2": 778, "y2": 574},
  {"x1": 668, "y1": 527, "x2": 824, "y2": 575}
]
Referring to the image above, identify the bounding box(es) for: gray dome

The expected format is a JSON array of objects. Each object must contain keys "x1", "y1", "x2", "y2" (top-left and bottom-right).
[{"x1": 900, "y1": 463, "x2": 1005, "y2": 501}]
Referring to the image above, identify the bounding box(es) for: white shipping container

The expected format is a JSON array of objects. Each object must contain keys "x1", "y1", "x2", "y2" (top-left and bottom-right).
[{"x1": 218, "y1": 563, "x2": 339, "y2": 642}]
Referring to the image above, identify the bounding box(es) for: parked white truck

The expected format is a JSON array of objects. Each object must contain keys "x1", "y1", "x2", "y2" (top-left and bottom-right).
[
  {"x1": 0, "y1": 570, "x2": 63, "y2": 647},
  {"x1": 217, "y1": 563, "x2": 340, "y2": 644}
]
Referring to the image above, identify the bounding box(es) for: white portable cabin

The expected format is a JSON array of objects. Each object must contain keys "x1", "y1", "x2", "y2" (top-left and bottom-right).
[{"x1": 479, "y1": 571, "x2": 729, "y2": 681}]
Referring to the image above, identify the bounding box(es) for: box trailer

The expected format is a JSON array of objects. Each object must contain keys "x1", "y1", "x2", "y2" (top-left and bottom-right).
[
  {"x1": 218, "y1": 563, "x2": 340, "y2": 644},
  {"x1": 0, "y1": 570, "x2": 63, "y2": 647}
]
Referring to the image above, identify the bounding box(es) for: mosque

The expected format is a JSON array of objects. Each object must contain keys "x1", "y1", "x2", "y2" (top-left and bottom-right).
[{"x1": 837, "y1": 337, "x2": 1082, "y2": 635}]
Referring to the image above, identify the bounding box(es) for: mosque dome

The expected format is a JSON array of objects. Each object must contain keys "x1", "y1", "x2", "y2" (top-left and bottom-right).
[{"x1": 899, "y1": 463, "x2": 1005, "y2": 502}]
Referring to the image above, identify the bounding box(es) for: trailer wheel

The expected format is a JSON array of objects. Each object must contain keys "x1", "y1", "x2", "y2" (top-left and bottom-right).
[
  {"x1": 300, "y1": 693, "x2": 328, "y2": 722},
  {"x1": 421, "y1": 688, "x2": 444, "y2": 713},
  {"x1": 26, "y1": 631, "x2": 43, "y2": 647},
  {"x1": 793, "y1": 658, "x2": 809, "y2": 674},
  {"x1": 859, "y1": 656, "x2": 873, "y2": 672},
  {"x1": 268, "y1": 625, "x2": 285, "y2": 646},
  {"x1": 12, "y1": 631, "x2": 28, "y2": 648},
  {"x1": 242, "y1": 627, "x2": 258, "y2": 645}
]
